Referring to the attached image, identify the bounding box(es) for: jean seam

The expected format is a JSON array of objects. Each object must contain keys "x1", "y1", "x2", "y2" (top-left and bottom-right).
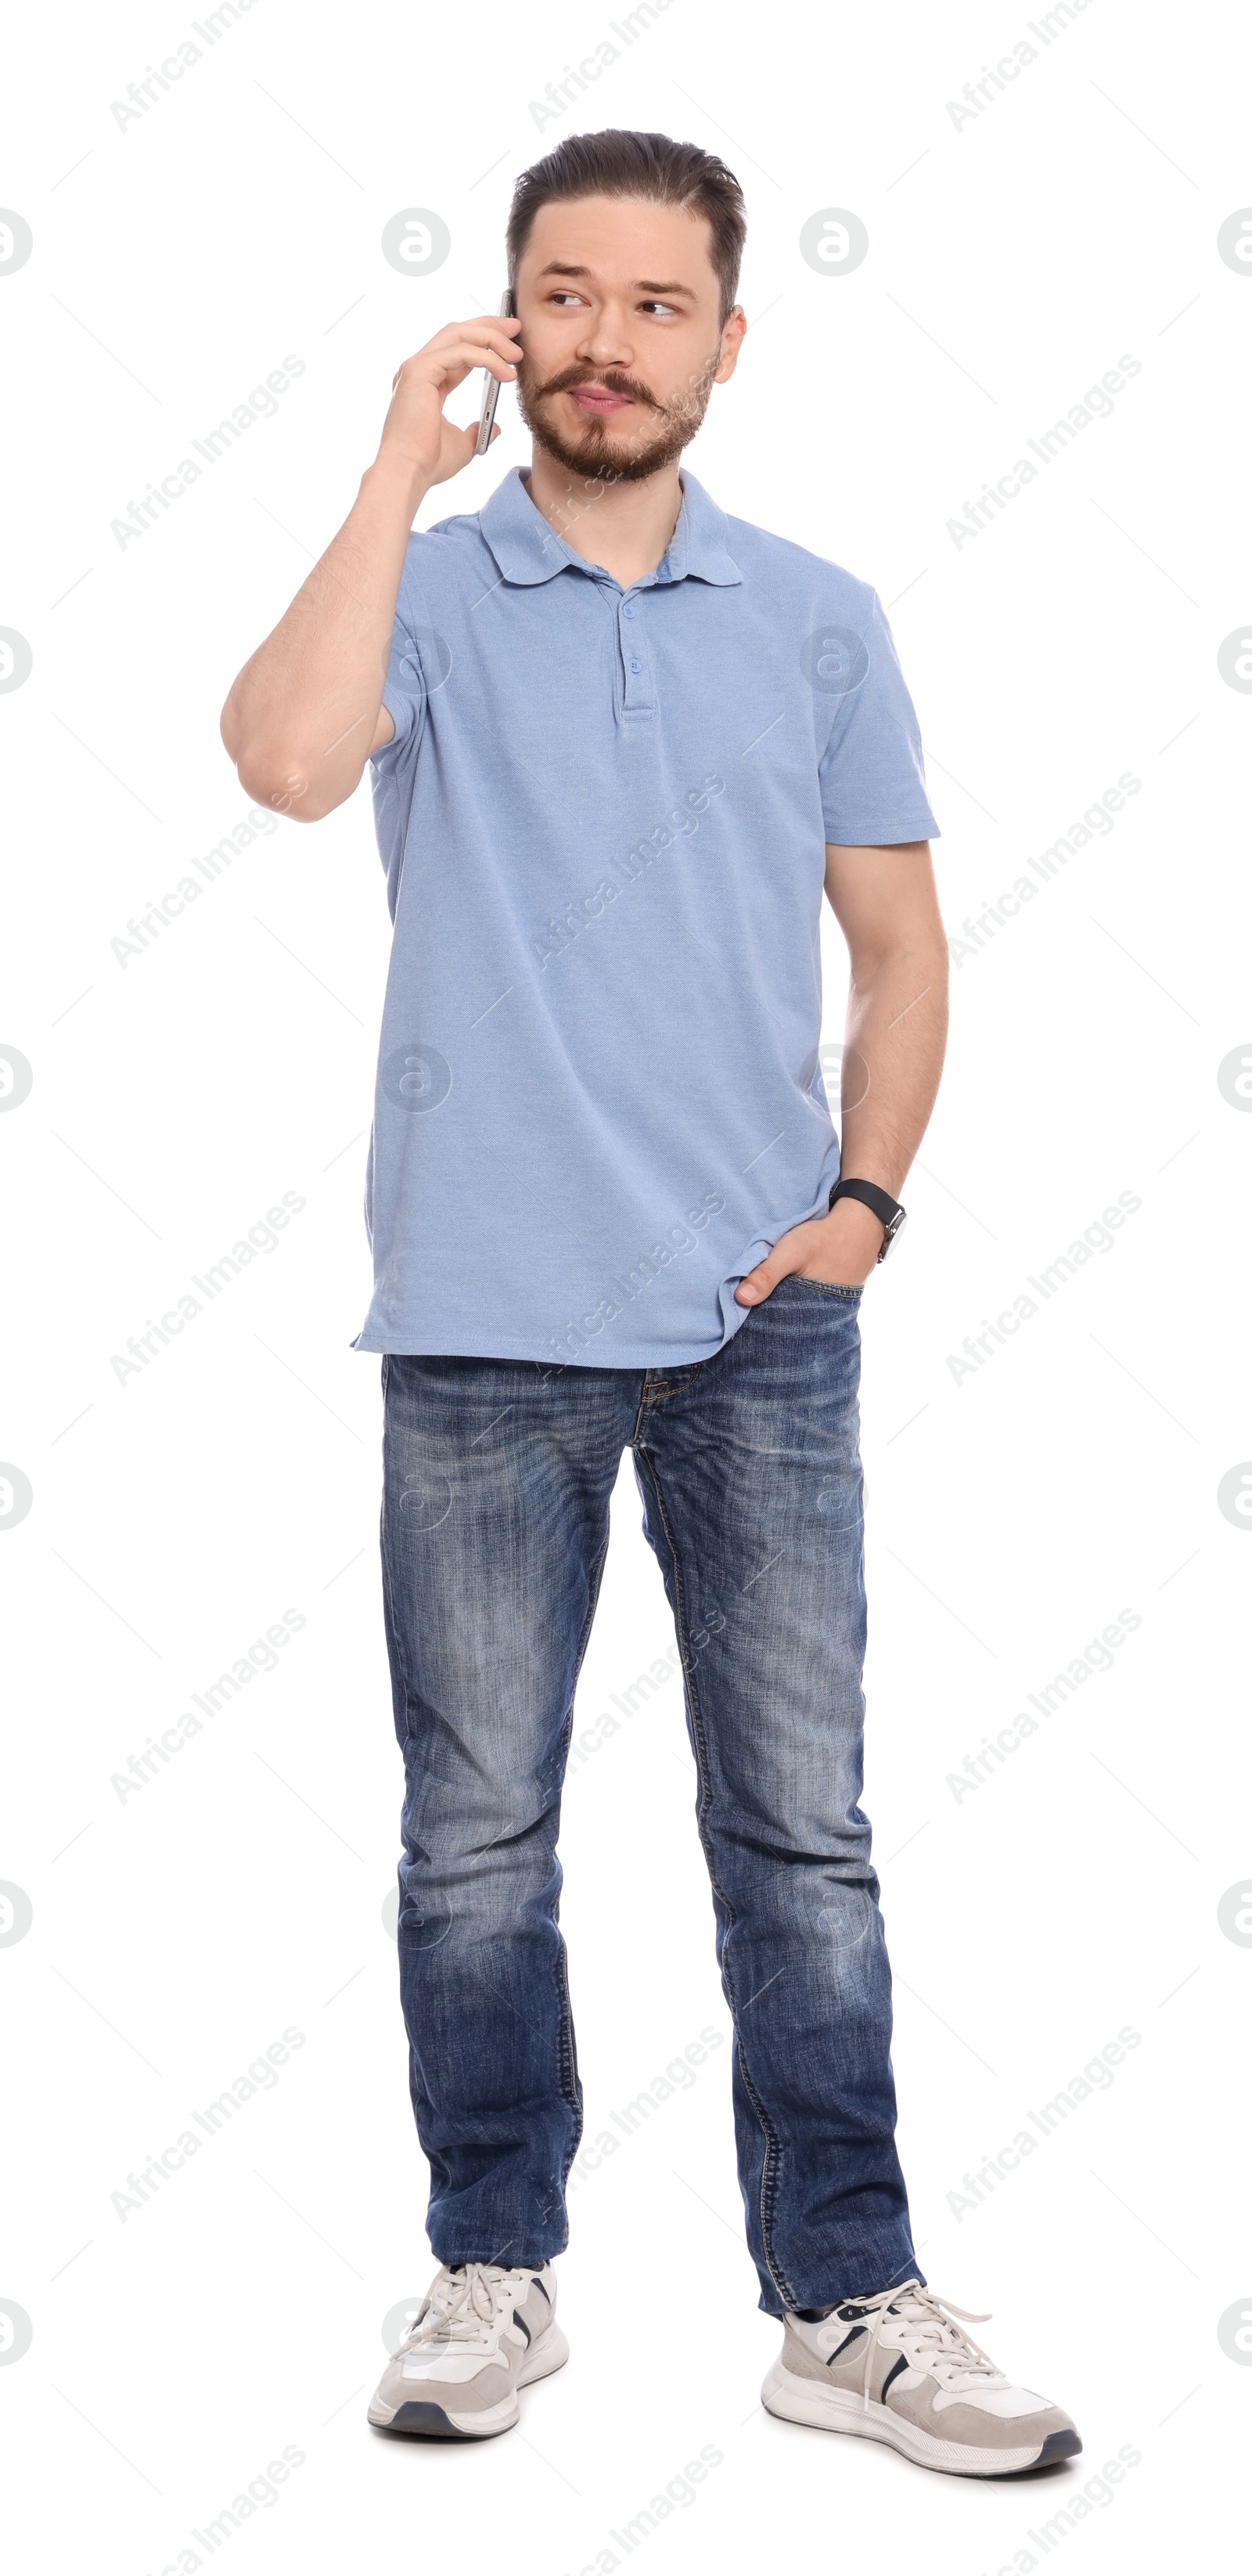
[
  {"x1": 552, "y1": 1526, "x2": 611, "y2": 2183},
  {"x1": 379, "y1": 1359, "x2": 417, "y2": 1751},
  {"x1": 640, "y1": 1366, "x2": 703, "y2": 1405},
  {"x1": 631, "y1": 1441, "x2": 797, "y2": 2315}
]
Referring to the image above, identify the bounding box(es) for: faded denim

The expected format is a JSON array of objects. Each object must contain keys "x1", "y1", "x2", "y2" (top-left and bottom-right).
[{"x1": 380, "y1": 1275, "x2": 923, "y2": 2316}]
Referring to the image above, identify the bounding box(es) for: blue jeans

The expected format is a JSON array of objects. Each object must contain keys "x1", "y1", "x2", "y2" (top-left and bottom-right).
[{"x1": 380, "y1": 1277, "x2": 922, "y2": 2316}]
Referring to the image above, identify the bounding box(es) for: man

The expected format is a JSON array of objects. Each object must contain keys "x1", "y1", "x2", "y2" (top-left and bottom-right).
[{"x1": 221, "y1": 128, "x2": 1080, "y2": 2477}]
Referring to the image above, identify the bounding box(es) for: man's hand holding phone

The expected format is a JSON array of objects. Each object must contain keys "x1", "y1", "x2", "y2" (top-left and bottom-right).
[{"x1": 377, "y1": 308, "x2": 521, "y2": 496}]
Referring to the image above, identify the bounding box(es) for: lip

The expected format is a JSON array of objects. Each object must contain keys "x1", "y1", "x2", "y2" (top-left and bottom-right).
[{"x1": 567, "y1": 386, "x2": 634, "y2": 414}]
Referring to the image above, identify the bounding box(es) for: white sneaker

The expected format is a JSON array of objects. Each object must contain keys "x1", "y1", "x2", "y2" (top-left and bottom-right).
[
  {"x1": 761, "y1": 2279, "x2": 1081, "y2": 2477},
  {"x1": 368, "y1": 2261, "x2": 567, "y2": 2439}
]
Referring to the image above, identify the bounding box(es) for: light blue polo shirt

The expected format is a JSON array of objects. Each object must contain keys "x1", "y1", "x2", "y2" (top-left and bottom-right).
[{"x1": 358, "y1": 467, "x2": 938, "y2": 1367}]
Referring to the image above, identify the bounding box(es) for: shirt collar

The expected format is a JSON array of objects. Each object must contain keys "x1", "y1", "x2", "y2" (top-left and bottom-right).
[{"x1": 477, "y1": 467, "x2": 743, "y2": 590}]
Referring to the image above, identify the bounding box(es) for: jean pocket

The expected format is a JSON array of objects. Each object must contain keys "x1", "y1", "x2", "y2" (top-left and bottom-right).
[{"x1": 789, "y1": 1276, "x2": 863, "y2": 1301}]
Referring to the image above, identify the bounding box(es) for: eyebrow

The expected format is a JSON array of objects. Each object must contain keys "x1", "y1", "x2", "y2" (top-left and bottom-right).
[{"x1": 534, "y1": 261, "x2": 695, "y2": 296}]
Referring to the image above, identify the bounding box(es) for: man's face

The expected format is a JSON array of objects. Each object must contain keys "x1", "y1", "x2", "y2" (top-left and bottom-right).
[{"x1": 513, "y1": 195, "x2": 744, "y2": 484}]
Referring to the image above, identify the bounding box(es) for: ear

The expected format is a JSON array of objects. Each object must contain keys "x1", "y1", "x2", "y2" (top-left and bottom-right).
[{"x1": 715, "y1": 306, "x2": 748, "y2": 384}]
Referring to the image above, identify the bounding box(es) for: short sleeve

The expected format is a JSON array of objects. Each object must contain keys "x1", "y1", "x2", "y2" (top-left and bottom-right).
[
  {"x1": 816, "y1": 590, "x2": 939, "y2": 845},
  {"x1": 368, "y1": 583, "x2": 434, "y2": 914},
  {"x1": 372, "y1": 607, "x2": 428, "y2": 769}
]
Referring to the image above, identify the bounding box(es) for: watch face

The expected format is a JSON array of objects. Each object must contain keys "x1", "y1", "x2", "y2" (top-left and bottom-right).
[{"x1": 878, "y1": 1209, "x2": 907, "y2": 1261}]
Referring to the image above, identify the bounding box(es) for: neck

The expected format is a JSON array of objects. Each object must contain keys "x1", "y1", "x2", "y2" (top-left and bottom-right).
[{"x1": 524, "y1": 445, "x2": 683, "y2": 587}]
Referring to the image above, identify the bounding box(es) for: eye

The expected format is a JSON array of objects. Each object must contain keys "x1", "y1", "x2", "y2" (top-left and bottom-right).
[
  {"x1": 640, "y1": 301, "x2": 678, "y2": 319},
  {"x1": 549, "y1": 291, "x2": 585, "y2": 308}
]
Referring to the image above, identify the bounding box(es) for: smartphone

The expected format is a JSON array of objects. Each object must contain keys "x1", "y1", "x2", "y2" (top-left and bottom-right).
[{"x1": 476, "y1": 289, "x2": 516, "y2": 456}]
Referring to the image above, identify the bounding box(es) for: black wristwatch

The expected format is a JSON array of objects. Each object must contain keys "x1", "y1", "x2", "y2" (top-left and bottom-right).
[{"x1": 828, "y1": 1176, "x2": 908, "y2": 1262}]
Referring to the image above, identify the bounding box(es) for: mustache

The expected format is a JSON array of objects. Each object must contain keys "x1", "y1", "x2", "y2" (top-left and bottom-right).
[{"x1": 531, "y1": 363, "x2": 660, "y2": 409}]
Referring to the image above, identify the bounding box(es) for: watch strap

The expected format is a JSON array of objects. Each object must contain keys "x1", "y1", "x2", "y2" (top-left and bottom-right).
[{"x1": 828, "y1": 1176, "x2": 904, "y2": 1230}]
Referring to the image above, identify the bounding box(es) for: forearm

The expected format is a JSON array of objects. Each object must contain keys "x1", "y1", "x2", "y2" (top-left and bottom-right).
[
  {"x1": 836, "y1": 931, "x2": 949, "y2": 1195},
  {"x1": 221, "y1": 449, "x2": 429, "y2": 820},
  {"x1": 736, "y1": 924, "x2": 948, "y2": 1305}
]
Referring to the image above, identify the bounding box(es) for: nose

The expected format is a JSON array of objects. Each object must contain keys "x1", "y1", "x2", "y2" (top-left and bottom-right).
[{"x1": 574, "y1": 304, "x2": 635, "y2": 373}]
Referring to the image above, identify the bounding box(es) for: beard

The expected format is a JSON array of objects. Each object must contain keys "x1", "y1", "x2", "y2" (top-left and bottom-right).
[{"x1": 514, "y1": 357, "x2": 718, "y2": 485}]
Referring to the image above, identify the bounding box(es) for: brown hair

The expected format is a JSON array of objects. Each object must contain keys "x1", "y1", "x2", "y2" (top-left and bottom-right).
[{"x1": 507, "y1": 128, "x2": 747, "y2": 324}]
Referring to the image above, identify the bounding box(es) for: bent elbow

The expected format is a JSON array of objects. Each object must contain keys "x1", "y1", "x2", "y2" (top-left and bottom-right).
[{"x1": 232, "y1": 740, "x2": 338, "y2": 823}]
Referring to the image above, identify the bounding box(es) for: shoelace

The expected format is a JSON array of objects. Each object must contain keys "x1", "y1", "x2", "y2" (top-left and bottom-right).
[
  {"x1": 844, "y1": 2280, "x2": 1004, "y2": 2412},
  {"x1": 404, "y1": 2262, "x2": 520, "y2": 2350}
]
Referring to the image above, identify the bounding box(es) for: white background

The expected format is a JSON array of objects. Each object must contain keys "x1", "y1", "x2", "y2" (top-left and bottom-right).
[{"x1": 2, "y1": 1, "x2": 1250, "y2": 2567}]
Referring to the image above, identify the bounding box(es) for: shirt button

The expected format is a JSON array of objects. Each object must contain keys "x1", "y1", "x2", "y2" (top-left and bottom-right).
[
  {"x1": 629, "y1": 657, "x2": 642, "y2": 672},
  {"x1": 622, "y1": 606, "x2": 635, "y2": 620}
]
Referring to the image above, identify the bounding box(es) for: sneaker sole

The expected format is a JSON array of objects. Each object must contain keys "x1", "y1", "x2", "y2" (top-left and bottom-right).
[
  {"x1": 368, "y1": 2321, "x2": 570, "y2": 2439},
  {"x1": 761, "y1": 2361, "x2": 1081, "y2": 2478}
]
